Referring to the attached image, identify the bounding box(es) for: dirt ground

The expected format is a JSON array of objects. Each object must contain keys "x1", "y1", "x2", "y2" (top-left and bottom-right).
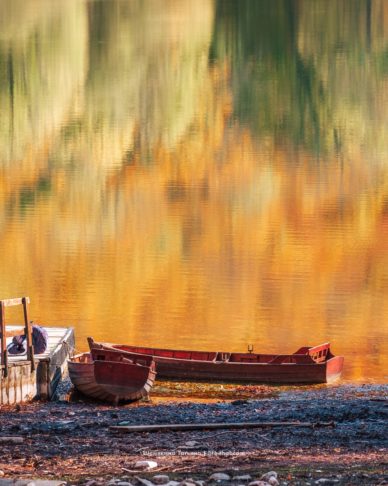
[{"x1": 0, "y1": 384, "x2": 386, "y2": 485}]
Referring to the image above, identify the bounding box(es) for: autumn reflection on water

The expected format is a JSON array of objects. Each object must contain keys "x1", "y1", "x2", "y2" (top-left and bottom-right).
[{"x1": 0, "y1": 0, "x2": 387, "y2": 382}]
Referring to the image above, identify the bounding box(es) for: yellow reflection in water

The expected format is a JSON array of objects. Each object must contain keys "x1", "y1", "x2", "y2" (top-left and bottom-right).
[{"x1": 0, "y1": 0, "x2": 387, "y2": 383}]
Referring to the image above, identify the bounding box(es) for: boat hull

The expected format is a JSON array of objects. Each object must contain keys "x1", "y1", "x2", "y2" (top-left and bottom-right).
[
  {"x1": 325, "y1": 355, "x2": 344, "y2": 384},
  {"x1": 124, "y1": 356, "x2": 342, "y2": 384},
  {"x1": 68, "y1": 353, "x2": 156, "y2": 403},
  {"x1": 88, "y1": 341, "x2": 344, "y2": 384}
]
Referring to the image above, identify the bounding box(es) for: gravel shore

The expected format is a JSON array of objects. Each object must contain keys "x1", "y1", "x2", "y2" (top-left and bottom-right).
[{"x1": 0, "y1": 384, "x2": 386, "y2": 485}]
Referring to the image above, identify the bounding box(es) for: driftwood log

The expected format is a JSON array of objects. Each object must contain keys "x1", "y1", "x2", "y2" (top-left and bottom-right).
[
  {"x1": 0, "y1": 436, "x2": 24, "y2": 444},
  {"x1": 110, "y1": 421, "x2": 335, "y2": 433}
]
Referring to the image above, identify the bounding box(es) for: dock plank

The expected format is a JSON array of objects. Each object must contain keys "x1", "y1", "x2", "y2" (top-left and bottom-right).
[
  {"x1": 5, "y1": 326, "x2": 72, "y2": 363},
  {"x1": 1, "y1": 326, "x2": 75, "y2": 404}
]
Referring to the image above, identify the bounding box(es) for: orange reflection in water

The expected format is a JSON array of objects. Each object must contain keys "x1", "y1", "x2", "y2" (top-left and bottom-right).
[{"x1": 0, "y1": 0, "x2": 387, "y2": 384}]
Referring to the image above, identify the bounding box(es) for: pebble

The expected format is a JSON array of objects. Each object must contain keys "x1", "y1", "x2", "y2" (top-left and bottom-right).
[
  {"x1": 260, "y1": 472, "x2": 278, "y2": 482},
  {"x1": 0, "y1": 471, "x2": 4, "y2": 477},
  {"x1": 152, "y1": 476, "x2": 170, "y2": 485},
  {"x1": 185, "y1": 441, "x2": 200, "y2": 447},
  {"x1": 209, "y1": 473, "x2": 231, "y2": 481},
  {"x1": 268, "y1": 478, "x2": 279, "y2": 486},
  {"x1": 134, "y1": 461, "x2": 158, "y2": 470},
  {"x1": 233, "y1": 476, "x2": 252, "y2": 482},
  {"x1": 248, "y1": 482, "x2": 270, "y2": 486},
  {"x1": 136, "y1": 478, "x2": 155, "y2": 486}
]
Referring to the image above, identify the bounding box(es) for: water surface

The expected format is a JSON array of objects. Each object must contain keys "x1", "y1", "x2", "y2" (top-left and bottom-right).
[{"x1": 1, "y1": 0, "x2": 388, "y2": 382}]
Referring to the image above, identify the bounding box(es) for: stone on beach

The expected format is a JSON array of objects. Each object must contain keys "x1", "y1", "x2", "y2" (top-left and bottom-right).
[
  {"x1": 260, "y1": 472, "x2": 277, "y2": 482},
  {"x1": 315, "y1": 480, "x2": 339, "y2": 484},
  {"x1": 184, "y1": 441, "x2": 200, "y2": 447},
  {"x1": 152, "y1": 476, "x2": 170, "y2": 485},
  {"x1": 233, "y1": 476, "x2": 252, "y2": 482},
  {"x1": 134, "y1": 461, "x2": 158, "y2": 470},
  {"x1": 209, "y1": 473, "x2": 231, "y2": 481},
  {"x1": 136, "y1": 478, "x2": 155, "y2": 486}
]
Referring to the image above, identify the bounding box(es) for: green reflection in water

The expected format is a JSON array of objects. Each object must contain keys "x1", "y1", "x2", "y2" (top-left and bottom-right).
[
  {"x1": 0, "y1": 0, "x2": 387, "y2": 383},
  {"x1": 0, "y1": 0, "x2": 87, "y2": 165},
  {"x1": 212, "y1": 0, "x2": 388, "y2": 156}
]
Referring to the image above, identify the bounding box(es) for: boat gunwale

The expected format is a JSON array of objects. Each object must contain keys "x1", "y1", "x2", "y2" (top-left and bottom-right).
[
  {"x1": 69, "y1": 352, "x2": 154, "y2": 372},
  {"x1": 91, "y1": 342, "x2": 340, "y2": 367}
]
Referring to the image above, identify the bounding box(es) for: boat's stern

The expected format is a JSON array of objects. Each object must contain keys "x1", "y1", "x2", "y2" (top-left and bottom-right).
[{"x1": 325, "y1": 355, "x2": 344, "y2": 383}]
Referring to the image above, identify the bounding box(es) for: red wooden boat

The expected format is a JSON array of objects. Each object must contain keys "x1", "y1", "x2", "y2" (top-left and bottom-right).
[
  {"x1": 68, "y1": 347, "x2": 156, "y2": 404},
  {"x1": 88, "y1": 339, "x2": 344, "y2": 384}
]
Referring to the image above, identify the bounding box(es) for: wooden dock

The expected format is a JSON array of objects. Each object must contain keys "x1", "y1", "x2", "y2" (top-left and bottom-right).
[{"x1": 1, "y1": 326, "x2": 75, "y2": 405}]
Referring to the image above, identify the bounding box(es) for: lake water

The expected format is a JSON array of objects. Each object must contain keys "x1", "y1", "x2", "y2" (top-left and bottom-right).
[{"x1": 0, "y1": 0, "x2": 387, "y2": 382}]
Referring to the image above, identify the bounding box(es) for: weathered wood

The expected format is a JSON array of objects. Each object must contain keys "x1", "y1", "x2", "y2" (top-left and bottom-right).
[
  {"x1": 22, "y1": 297, "x2": 35, "y2": 371},
  {"x1": 1, "y1": 326, "x2": 75, "y2": 405},
  {"x1": 0, "y1": 297, "x2": 33, "y2": 376},
  {"x1": 0, "y1": 297, "x2": 30, "y2": 307},
  {"x1": 4, "y1": 329, "x2": 25, "y2": 337},
  {"x1": 89, "y1": 338, "x2": 344, "y2": 384},
  {"x1": 0, "y1": 361, "x2": 36, "y2": 404},
  {"x1": 0, "y1": 301, "x2": 7, "y2": 377},
  {"x1": 68, "y1": 349, "x2": 156, "y2": 404},
  {"x1": 110, "y1": 421, "x2": 335, "y2": 433},
  {"x1": 0, "y1": 436, "x2": 24, "y2": 444}
]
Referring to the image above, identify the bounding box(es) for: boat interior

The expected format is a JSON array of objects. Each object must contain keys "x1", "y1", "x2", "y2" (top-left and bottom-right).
[
  {"x1": 109, "y1": 342, "x2": 333, "y2": 365},
  {"x1": 91, "y1": 347, "x2": 153, "y2": 368},
  {"x1": 71, "y1": 350, "x2": 153, "y2": 369}
]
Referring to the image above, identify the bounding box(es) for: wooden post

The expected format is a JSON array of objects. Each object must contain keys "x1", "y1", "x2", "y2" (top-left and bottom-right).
[
  {"x1": 0, "y1": 297, "x2": 33, "y2": 377},
  {"x1": 22, "y1": 297, "x2": 35, "y2": 371},
  {"x1": 0, "y1": 301, "x2": 8, "y2": 377}
]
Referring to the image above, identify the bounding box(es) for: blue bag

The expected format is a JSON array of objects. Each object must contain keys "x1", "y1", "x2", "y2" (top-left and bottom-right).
[{"x1": 7, "y1": 324, "x2": 48, "y2": 355}]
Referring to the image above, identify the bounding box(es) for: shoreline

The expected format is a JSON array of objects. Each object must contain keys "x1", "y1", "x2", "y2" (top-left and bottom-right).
[{"x1": 0, "y1": 384, "x2": 386, "y2": 485}]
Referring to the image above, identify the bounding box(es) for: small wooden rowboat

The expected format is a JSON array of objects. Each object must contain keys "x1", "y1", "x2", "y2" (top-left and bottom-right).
[
  {"x1": 68, "y1": 348, "x2": 156, "y2": 404},
  {"x1": 88, "y1": 339, "x2": 343, "y2": 384}
]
